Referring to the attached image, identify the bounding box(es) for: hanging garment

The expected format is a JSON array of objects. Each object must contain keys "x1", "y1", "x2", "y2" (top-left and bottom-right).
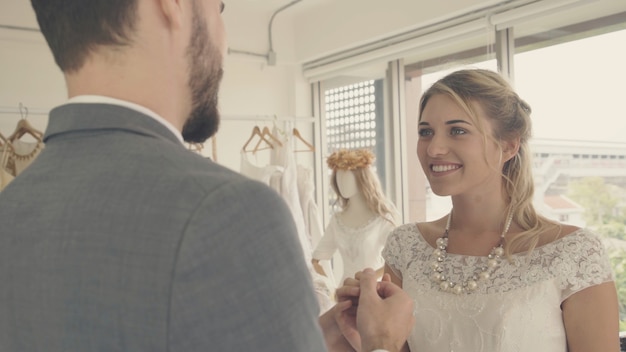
[
  {"x1": 296, "y1": 164, "x2": 336, "y2": 313},
  {"x1": 0, "y1": 145, "x2": 14, "y2": 191},
  {"x1": 269, "y1": 136, "x2": 312, "y2": 264},
  {"x1": 239, "y1": 151, "x2": 283, "y2": 189},
  {"x1": 7, "y1": 139, "x2": 44, "y2": 176}
]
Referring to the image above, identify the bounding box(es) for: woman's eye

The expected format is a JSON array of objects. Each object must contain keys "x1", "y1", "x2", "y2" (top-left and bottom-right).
[
  {"x1": 450, "y1": 127, "x2": 466, "y2": 135},
  {"x1": 418, "y1": 129, "x2": 433, "y2": 137}
]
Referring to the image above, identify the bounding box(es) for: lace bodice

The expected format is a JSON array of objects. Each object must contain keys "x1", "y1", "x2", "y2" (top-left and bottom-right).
[{"x1": 383, "y1": 224, "x2": 614, "y2": 352}]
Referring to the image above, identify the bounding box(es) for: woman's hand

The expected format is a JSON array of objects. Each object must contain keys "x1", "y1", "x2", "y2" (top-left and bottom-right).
[{"x1": 319, "y1": 298, "x2": 357, "y2": 352}]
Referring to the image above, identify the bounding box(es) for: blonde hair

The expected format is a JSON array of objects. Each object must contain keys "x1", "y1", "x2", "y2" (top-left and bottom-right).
[
  {"x1": 330, "y1": 167, "x2": 397, "y2": 226},
  {"x1": 419, "y1": 69, "x2": 559, "y2": 258}
]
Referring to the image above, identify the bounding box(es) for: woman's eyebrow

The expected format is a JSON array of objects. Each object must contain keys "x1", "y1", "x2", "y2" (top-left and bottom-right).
[{"x1": 445, "y1": 119, "x2": 471, "y2": 125}]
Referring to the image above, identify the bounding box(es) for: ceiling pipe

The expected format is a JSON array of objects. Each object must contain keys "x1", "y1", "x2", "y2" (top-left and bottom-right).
[{"x1": 267, "y1": 0, "x2": 303, "y2": 65}]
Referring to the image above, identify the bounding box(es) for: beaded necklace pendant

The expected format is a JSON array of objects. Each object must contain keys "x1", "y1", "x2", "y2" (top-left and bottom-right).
[{"x1": 430, "y1": 211, "x2": 513, "y2": 294}]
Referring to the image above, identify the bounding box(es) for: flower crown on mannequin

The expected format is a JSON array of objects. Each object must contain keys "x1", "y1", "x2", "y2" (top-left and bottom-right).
[{"x1": 327, "y1": 149, "x2": 375, "y2": 170}]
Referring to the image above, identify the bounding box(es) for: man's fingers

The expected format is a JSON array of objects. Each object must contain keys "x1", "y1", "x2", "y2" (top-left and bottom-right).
[
  {"x1": 357, "y1": 268, "x2": 379, "y2": 303},
  {"x1": 332, "y1": 299, "x2": 352, "y2": 314},
  {"x1": 376, "y1": 280, "x2": 403, "y2": 299},
  {"x1": 343, "y1": 277, "x2": 359, "y2": 287},
  {"x1": 336, "y1": 285, "x2": 360, "y2": 302}
]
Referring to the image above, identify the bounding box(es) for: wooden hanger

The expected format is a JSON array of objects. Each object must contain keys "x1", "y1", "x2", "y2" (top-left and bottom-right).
[
  {"x1": 8, "y1": 104, "x2": 43, "y2": 143},
  {"x1": 253, "y1": 126, "x2": 283, "y2": 152},
  {"x1": 292, "y1": 128, "x2": 314, "y2": 152},
  {"x1": 257, "y1": 126, "x2": 283, "y2": 147},
  {"x1": 242, "y1": 126, "x2": 276, "y2": 153}
]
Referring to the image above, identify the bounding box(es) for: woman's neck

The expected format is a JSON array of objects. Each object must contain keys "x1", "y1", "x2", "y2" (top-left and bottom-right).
[{"x1": 449, "y1": 195, "x2": 511, "y2": 236}]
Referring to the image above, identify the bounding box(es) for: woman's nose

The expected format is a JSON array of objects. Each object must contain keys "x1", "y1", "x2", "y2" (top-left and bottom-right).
[{"x1": 426, "y1": 135, "x2": 448, "y2": 157}]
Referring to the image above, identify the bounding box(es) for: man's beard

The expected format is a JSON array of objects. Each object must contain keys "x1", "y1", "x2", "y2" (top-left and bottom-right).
[{"x1": 182, "y1": 7, "x2": 223, "y2": 143}]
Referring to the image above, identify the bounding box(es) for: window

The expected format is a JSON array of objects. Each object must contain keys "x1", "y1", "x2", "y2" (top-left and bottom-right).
[
  {"x1": 324, "y1": 79, "x2": 385, "y2": 212},
  {"x1": 515, "y1": 25, "x2": 626, "y2": 330},
  {"x1": 312, "y1": 4, "x2": 626, "y2": 328},
  {"x1": 404, "y1": 14, "x2": 626, "y2": 329}
]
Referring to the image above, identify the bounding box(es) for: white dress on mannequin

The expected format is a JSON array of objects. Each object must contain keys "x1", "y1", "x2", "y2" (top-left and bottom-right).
[
  {"x1": 313, "y1": 169, "x2": 395, "y2": 284},
  {"x1": 314, "y1": 214, "x2": 395, "y2": 284}
]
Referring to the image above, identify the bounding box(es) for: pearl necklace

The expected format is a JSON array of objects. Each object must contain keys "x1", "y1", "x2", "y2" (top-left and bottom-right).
[{"x1": 430, "y1": 211, "x2": 513, "y2": 295}]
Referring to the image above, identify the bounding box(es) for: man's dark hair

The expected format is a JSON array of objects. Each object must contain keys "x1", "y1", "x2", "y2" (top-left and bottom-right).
[{"x1": 30, "y1": 0, "x2": 138, "y2": 72}]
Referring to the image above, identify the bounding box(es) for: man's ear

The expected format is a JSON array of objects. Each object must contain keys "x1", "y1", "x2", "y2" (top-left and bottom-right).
[
  {"x1": 502, "y1": 137, "x2": 521, "y2": 162},
  {"x1": 158, "y1": 0, "x2": 184, "y2": 29}
]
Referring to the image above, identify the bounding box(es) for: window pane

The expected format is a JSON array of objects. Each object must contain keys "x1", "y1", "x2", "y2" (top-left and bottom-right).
[
  {"x1": 516, "y1": 28, "x2": 626, "y2": 329},
  {"x1": 324, "y1": 79, "x2": 385, "y2": 212}
]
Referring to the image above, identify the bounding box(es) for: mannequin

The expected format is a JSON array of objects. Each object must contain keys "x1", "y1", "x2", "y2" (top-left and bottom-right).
[
  {"x1": 312, "y1": 149, "x2": 397, "y2": 284},
  {"x1": 335, "y1": 169, "x2": 372, "y2": 227}
]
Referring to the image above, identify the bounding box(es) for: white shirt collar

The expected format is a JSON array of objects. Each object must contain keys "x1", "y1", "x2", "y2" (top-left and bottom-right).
[{"x1": 66, "y1": 95, "x2": 184, "y2": 145}]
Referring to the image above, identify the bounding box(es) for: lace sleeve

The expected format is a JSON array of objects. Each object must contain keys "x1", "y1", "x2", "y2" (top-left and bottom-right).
[{"x1": 556, "y1": 229, "x2": 615, "y2": 302}]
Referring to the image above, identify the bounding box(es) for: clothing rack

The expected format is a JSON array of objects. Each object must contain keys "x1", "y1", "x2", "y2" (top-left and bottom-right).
[
  {"x1": 0, "y1": 107, "x2": 317, "y2": 122},
  {"x1": 222, "y1": 114, "x2": 316, "y2": 123},
  {"x1": 0, "y1": 106, "x2": 49, "y2": 116}
]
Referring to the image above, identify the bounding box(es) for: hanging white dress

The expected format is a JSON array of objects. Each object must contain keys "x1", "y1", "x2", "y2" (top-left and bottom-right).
[
  {"x1": 239, "y1": 151, "x2": 283, "y2": 191},
  {"x1": 297, "y1": 164, "x2": 336, "y2": 312},
  {"x1": 269, "y1": 133, "x2": 313, "y2": 265},
  {"x1": 242, "y1": 137, "x2": 334, "y2": 312}
]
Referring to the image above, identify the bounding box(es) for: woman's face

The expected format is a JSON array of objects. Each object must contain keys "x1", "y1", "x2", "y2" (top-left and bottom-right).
[{"x1": 417, "y1": 94, "x2": 505, "y2": 198}]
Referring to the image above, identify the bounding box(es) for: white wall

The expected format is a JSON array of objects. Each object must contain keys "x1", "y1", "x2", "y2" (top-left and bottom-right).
[
  {"x1": 216, "y1": 3, "x2": 315, "y2": 171},
  {"x1": 0, "y1": 0, "x2": 61, "y2": 138},
  {"x1": 0, "y1": 29, "x2": 61, "y2": 135},
  {"x1": 0, "y1": 1, "x2": 314, "y2": 173},
  {"x1": 3, "y1": 0, "x2": 623, "y2": 173}
]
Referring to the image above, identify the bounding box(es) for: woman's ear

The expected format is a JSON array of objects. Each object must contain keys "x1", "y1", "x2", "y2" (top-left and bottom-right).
[{"x1": 502, "y1": 137, "x2": 521, "y2": 162}]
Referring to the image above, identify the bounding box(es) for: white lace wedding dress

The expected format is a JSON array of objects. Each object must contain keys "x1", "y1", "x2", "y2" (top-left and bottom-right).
[{"x1": 383, "y1": 224, "x2": 614, "y2": 352}]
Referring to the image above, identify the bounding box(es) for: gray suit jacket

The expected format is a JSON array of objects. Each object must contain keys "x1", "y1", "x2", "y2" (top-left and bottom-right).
[{"x1": 0, "y1": 104, "x2": 326, "y2": 351}]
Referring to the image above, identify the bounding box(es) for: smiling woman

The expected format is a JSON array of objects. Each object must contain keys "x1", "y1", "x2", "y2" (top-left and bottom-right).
[{"x1": 365, "y1": 68, "x2": 620, "y2": 352}]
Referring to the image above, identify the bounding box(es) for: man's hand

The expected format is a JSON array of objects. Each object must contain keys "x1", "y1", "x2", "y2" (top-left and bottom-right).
[
  {"x1": 356, "y1": 268, "x2": 414, "y2": 352},
  {"x1": 319, "y1": 286, "x2": 359, "y2": 351}
]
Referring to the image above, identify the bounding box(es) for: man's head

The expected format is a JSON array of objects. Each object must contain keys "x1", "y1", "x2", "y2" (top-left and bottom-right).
[
  {"x1": 30, "y1": 0, "x2": 138, "y2": 73},
  {"x1": 30, "y1": 0, "x2": 226, "y2": 142}
]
